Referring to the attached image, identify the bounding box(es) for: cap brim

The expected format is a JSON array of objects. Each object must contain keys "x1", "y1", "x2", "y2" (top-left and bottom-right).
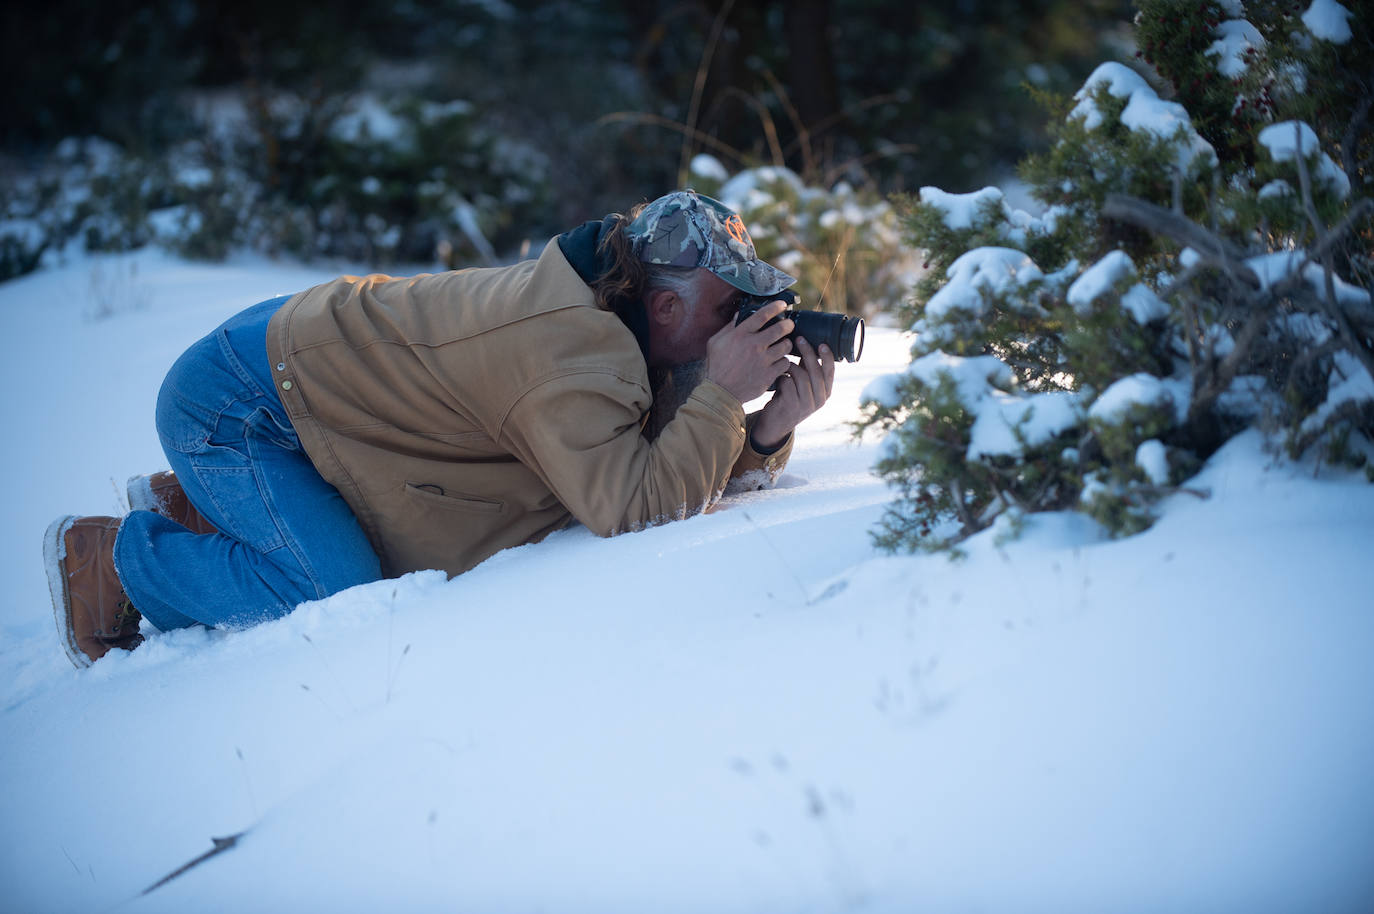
[{"x1": 712, "y1": 258, "x2": 797, "y2": 297}]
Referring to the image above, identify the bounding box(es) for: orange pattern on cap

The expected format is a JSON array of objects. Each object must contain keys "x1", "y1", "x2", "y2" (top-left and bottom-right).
[{"x1": 724, "y1": 214, "x2": 749, "y2": 246}]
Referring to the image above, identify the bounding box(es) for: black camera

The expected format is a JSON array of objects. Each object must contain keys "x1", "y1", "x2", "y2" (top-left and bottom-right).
[{"x1": 734, "y1": 289, "x2": 865, "y2": 363}]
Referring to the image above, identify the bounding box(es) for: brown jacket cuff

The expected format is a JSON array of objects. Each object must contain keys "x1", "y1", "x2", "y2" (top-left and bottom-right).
[{"x1": 730, "y1": 413, "x2": 793, "y2": 489}]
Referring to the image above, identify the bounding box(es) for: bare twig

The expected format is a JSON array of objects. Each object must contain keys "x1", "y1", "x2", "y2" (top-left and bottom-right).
[
  {"x1": 714, "y1": 86, "x2": 786, "y2": 167},
  {"x1": 680, "y1": 0, "x2": 737, "y2": 185},
  {"x1": 1292, "y1": 123, "x2": 1329, "y2": 237},
  {"x1": 1340, "y1": 87, "x2": 1371, "y2": 179},
  {"x1": 596, "y1": 111, "x2": 747, "y2": 166},
  {"x1": 950, "y1": 476, "x2": 976, "y2": 533},
  {"x1": 780, "y1": 91, "x2": 910, "y2": 159},
  {"x1": 759, "y1": 66, "x2": 816, "y2": 181},
  {"x1": 1101, "y1": 193, "x2": 1260, "y2": 287},
  {"x1": 142, "y1": 832, "x2": 248, "y2": 896},
  {"x1": 1293, "y1": 126, "x2": 1374, "y2": 381},
  {"x1": 1188, "y1": 290, "x2": 1276, "y2": 422}
]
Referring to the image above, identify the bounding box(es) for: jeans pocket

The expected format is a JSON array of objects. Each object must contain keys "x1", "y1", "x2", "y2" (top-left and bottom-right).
[{"x1": 188, "y1": 445, "x2": 287, "y2": 552}]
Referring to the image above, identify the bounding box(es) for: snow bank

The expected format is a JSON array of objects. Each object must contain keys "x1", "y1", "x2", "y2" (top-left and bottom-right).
[{"x1": 3, "y1": 250, "x2": 1374, "y2": 913}]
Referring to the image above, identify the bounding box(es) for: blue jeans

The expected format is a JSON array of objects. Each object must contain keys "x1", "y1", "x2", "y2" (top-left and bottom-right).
[{"x1": 114, "y1": 296, "x2": 383, "y2": 631}]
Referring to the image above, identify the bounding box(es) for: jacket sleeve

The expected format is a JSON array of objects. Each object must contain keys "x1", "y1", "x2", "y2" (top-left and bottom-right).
[
  {"x1": 497, "y1": 368, "x2": 749, "y2": 536},
  {"x1": 728, "y1": 414, "x2": 794, "y2": 490}
]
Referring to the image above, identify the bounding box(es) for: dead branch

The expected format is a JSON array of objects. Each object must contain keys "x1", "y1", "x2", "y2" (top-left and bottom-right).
[
  {"x1": 142, "y1": 831, "x2": 247, "y2": 897},
  {"x1": 1187, "y1": 286, "x2": 1278, "y2": 423},
  {"x1": 1101, "y1": 193, "x2": 1260, "y2": 288},
  {"x1": 595, "y1": 111, "x2": 746, "y2": 166},
  {"x1": 679, "y1": 0, "x2": 737, "y2": 183},
  {"x1": 1294, "y1": 129, "x2": 1374, "y2": 381}
]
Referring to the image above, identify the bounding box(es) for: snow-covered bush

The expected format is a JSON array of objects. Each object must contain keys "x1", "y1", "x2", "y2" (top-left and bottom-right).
[
  {"x1": 0, "y1": 138, "x2": 176, "y2": 280},
  {"x1": 860, "y1": 0, "x2": 1372, "y2": 554},
  {"x1": 1, "y1": 92, "x2": 551, "y2": 276},
  {"x1": 687, "y1": 156, "x2": 919, "y2": 318},
  {"x1": 170, "y1": 91, "x2": 552, "y2": 266}
]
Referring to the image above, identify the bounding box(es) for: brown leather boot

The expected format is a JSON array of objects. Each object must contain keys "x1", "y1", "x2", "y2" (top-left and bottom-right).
[
  {"x1": 44, "y1": 516, "x2": 145, "y2": 668},
  {"x1": 127, "y1": 470, "x2": 217, "y2": 535}
]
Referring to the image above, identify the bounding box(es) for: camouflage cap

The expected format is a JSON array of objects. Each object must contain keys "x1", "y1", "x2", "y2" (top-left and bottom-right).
[{"x1": 625, "y1": 190, "x2": 796, "y2": 296}]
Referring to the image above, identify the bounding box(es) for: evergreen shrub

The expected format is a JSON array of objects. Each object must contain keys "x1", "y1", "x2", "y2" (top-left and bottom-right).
[{"x1": 859, "y1": 0, "x2": 1373, "y2": 554}]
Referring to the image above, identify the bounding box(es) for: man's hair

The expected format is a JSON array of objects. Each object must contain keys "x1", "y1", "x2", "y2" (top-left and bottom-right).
[{"x1": 593, "y1": 203, "x2": 702, "y2": 315}]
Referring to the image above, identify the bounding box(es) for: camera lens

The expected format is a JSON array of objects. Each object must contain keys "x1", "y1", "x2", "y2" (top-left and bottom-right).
[
  {"x1": 791, "y1": 309, "x2": 864, "y2": 363},
  {"x1": 734, "y1": 297, "x2": 864, "y2": 363}
]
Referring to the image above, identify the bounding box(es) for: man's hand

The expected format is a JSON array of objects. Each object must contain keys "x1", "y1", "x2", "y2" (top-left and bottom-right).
[
  {"x1": 750, "y1": 336, "x2": 836, "y2": 450},
  {"x1": 704, "y1": 300, "x2": 795, "y2": 403}
]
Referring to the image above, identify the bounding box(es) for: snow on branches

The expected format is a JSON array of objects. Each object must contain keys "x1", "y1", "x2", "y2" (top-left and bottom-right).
[{"x1": 860, "y1": 2, "x2": 1371, "y2": 554}]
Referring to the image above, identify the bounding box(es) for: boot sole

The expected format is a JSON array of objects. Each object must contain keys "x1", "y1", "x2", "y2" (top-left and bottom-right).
[{"x1": 43, "y1": 515, "x2": 92, "y2": 669}]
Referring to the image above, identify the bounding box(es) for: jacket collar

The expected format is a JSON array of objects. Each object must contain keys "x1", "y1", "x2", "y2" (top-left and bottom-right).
[{"x1": 556, "y1": 216, "x2": 650, "y2": 361}]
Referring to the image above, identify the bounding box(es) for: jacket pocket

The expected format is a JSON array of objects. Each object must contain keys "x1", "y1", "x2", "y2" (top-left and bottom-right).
[{"x1": 404, "y1": 482, "x2": 505, "y2": 514}]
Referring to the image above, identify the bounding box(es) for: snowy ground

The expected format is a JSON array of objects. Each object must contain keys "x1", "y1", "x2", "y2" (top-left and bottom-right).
[{"x1": 1, "y1": 248, "x2": 1372, "y2": 913}]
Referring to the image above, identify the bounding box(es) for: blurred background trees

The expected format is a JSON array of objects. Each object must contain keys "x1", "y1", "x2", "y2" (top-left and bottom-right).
[{"x1": 0, "y1": 0, "x2": 1133, "y2": 275}]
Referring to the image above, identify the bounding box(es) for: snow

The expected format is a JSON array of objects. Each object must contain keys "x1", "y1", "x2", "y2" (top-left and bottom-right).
[
  {"x1": 1207, "y1": 19, "x2": 1265, "y2": 78},
  {"x1": 689, "y1": 154, "x2": 731, "y2": 184},
  {"x1": 332, "y1": 94, "x2": 408, "y2": 144},
  {"x1": 918, "y1": 186, "x2": 1005, "y2": 231},
  {"x1": 1303, "y1": 0, "x2": 1354, "y2": 43},
  {"x1": 1247, "y1": 249, "x2": 1371, "y2": 306},
  {"x1": 1067, "y1": 250, "x2": 1135, "y2": 314},
  {"x1": 1135, "y1": 439, "x2": 1170, "y2": 485},
  {"x1": 1088, "y1": 372, "x2": 1182, "y2": 423},
  {"x1": 717, "y1": 166, "x2": 807, "y2": 213},
  {"x1": 881, "y1": 350, "x2": 1084, "y2": 461},
  {"x1": 1301, "y1": 351, "x2": 1374, "y2": 435},
  {"x1": 925, "y1": 247, "x2": 1044, "y2": 321},
  {"x1": 968, "y1": 390, "x2": 1083, "y2": 460},
  {"x1": 908, "y1": 350, "x2": 1013, "y2": 406},
  {"x1": 1258, "y1": 178, "x2": 1294, "y2": 199},
  {"x1": 1120, "y1": 282, "x2": 1170, "y2": 324},
  {"x1": 1257, "y1": 120, "x2": 1352, "y2": 198},
  {"x1": 1064, "y1": 252, "x2": 1171, "y2": 326},
  {"x1": 1071, "y1": 63, "x2": 1217, "y2": 171},
  {"x1": 3, "y1": 250, "x2": 1374, "y2": 912}
]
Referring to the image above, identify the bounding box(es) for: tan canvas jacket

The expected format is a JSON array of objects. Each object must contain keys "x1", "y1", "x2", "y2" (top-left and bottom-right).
[{"x1": 265, "y1": 240, "x2": 792, "y2": 577}]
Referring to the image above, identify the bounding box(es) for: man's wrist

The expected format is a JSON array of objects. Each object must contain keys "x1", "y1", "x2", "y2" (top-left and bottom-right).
[{"x1": 748, "y1": 429, "x2": 787, "y2": 455}]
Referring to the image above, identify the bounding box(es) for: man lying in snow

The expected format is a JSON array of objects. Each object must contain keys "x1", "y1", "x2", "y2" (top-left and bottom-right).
[{"x1": 44, "y1": 190, "x2": 835, "y2": 667}]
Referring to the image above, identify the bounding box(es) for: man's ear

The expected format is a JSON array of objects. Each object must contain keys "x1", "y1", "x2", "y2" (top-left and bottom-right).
[{"x1": 644, "y1": 288, "x2": 680, "y2": 326}]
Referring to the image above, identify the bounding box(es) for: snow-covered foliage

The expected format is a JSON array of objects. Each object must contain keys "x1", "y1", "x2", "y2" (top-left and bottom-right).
[
  {"x1": 859, "y1": 0, "x2": 1372, "y2": 553},
  {"x1": 687, "y1": 157, "x2": 921, "y2": 317},
  {"x1": 0, "y1": 92, "x2": 551, "y2": 279}
]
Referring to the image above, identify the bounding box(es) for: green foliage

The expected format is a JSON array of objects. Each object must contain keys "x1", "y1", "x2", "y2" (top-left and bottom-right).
[{"x1": 861, "y1": 0, "x2": 1373, "y2": 554}]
